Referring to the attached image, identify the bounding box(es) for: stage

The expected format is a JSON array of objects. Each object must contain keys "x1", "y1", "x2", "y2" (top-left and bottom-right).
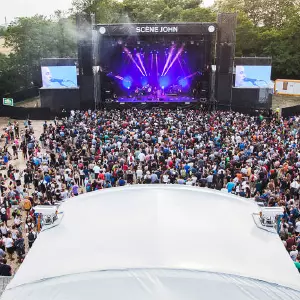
[{"x1": 115, "y1": 95, "x2": 198, "y2": 103}]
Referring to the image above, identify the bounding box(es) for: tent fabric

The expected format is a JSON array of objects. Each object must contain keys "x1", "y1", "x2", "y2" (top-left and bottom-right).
[
  {"x1": 2, "y1": 186, "x2": 300, "y2": 299},
  {"x1": 2, "y1": 270, "x2": 300, "y2": 300}
]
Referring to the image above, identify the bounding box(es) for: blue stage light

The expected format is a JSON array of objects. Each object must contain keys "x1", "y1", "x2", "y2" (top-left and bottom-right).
[
  {"x1": 141, "y1": 76, "x2": 148, "y2": 87},
  {"x1": 122, "y1": 76, "x2": 133, "y2": 89},
  {"x1": 178, "y1": 77, "x2": 188, "y2": 88},
  {"x1": 159, "y1": 76, "x2": 170, "y2": 88}
]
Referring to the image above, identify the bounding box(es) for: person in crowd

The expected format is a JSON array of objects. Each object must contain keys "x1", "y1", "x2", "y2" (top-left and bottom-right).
[{"x1": 0, "y1": 258, "x2": 12, "y2": 276}]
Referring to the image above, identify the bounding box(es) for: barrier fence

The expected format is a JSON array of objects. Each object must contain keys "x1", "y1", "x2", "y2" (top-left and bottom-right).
[{"x1": 0, "y1": 276, "x2": 12, "y2": 296}]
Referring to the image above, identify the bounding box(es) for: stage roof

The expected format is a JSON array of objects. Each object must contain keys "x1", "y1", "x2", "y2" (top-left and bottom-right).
[{"x1": 2, "y1": 186, "x2": 300, "y2": 300}]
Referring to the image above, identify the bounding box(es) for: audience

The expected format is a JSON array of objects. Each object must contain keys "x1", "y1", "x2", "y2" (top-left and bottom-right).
[{"x1": 0, "y1": 109, "x2": 299, "y2": 273}]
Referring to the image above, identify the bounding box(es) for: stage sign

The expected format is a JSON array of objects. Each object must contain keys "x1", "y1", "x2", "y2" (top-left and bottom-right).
[
  {"x1": 95, "y1": 23, "x2": 217, "y2": 36},
  {"x1": 235, "y1": 65, "x2": 272, "y2": 88},
  {"x1": 3, "y1": 98, "x2": 14, "y2": 106},
  {"x1": 275, "y1": 79, "x2": 300, "y2": 96}
]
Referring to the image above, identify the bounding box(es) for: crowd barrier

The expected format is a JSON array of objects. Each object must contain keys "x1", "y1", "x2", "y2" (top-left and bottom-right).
[
  {"x1": 0, "y1": 276, "x2": 12, "y2": 296},
  {"x1": 0, "y1": 106, "x2": 51, "y2": 120},
  {"x1": 282, "y1": 105, "x2": 300, "y2": 118},
  {"x1": 2, "y1": 87, "x2": 39, "y2": 104}
]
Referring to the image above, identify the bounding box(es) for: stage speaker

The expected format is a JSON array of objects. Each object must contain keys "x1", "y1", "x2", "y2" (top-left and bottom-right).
[
  {"x1": 76, "y1": 14, "x2": 93, "y2": 76},
  {"x1": 215, "y1": 13, "x2": 237, "y2": 105},
  {"x1": 215, "y1": 74, "x2": 232, "y2": 105},
  {"x1": 218, "y1": 43, "x2": 233, "y2": 73},
  {"x1": 217, "y1": 13, "x2": 237, "y2": 43}
]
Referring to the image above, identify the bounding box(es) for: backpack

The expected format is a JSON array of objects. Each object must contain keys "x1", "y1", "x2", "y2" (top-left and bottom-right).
[
  {"x1": 24, "y1": 200, "x2": 31, "y2": 210},
  {"x1": 15, "y1": 238, "x2": 25, "y2": 250},
  {"x1": 28, "y1": 232, "x2": 36, "y2": 243}
]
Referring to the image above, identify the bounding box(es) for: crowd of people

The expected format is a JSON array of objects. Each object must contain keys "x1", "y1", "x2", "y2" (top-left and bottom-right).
[{"x1": 0, "y1": 108, "x2": 299, "y2": 275}]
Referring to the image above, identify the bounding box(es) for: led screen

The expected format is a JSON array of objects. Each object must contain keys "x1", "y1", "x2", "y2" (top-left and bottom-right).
[
  {"x1": 235, "y1": 65, "x2": 272, "y2": 88},
  {"x1": 99, "y1": 38, "x2": 211, "y2": 102},
  {"x1": 41, "y1": 66, "x2": 77, "y2": 88}
]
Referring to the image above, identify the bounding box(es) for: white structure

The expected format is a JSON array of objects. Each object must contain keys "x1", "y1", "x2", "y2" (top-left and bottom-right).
[
  {"x1": 2, "y1": 186, "x2": 300, "y2": 300},
  {"x1": 275, "y1": 79, "x2": 300, "y2": 96}
]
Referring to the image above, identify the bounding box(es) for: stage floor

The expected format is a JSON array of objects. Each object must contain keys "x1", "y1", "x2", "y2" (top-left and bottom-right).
[{"x1": 116, "y1": 95, "x2": 197, "y2": 103}]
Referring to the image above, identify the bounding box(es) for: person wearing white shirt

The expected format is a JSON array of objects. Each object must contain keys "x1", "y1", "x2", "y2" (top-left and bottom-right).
[
  {"x1": 14, "y1": 216, "x2": 22, "y2": 227},
  {"x1": 138, "y1": 152, "x2": 145, "y2": 162},
  {"x1": 162, "y1": 174, "x2": 169, "y2": 184},
  {"x1": 93, "y1": 165, "x2": 101, "y2": 177},
  {"x1": 61, "y1": 189, "x2": 69, "y2": 200},
  {"x1": 290, "y1": 247, "x2": 298, "y2": 261},
  {"x1": 295, "y1": 220, "x2": 300, "y2": 233},
  {"x1": 136, "y1": 169, "x2": 143, "y2": 183},
  {"x1": 0, "y1": 223, "x2": 8, "y2": 236},
  {"x1": 42, "y1": 165, "x2": 49, "y2": 173},
  {"x1": 290, "y1": 179, "x2": 299, "y2": 199},
  {"x1": 3, "y1": 234, "x2": 14, "y2": 260}
]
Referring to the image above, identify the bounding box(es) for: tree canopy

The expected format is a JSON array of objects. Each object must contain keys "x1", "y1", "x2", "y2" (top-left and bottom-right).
[{"x1": 0, "y1": 0, "x2": 299, "y2": 97}]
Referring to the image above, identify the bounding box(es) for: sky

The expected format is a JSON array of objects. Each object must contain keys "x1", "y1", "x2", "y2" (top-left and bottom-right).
[
  {"x1": 0, "y1": 0, "x2": 74, "y2": 24},
  {"x1": 1, "y1": 0, "x2": 214, "y2": 25}
]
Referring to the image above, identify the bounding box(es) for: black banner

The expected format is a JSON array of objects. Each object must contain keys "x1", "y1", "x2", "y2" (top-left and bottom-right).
[{"x1": 95, "y1": 23, "x2": 217, "y2": 36}]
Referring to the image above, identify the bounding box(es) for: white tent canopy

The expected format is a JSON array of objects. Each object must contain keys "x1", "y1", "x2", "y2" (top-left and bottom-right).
[{"x1": 2, "y1": 186, "x2": 300, "y2": 300}]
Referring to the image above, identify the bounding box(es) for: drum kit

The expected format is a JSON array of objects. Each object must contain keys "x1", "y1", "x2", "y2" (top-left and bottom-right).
[{"x1": 135, "y1": 84, "x2": 153, "y2": 96}]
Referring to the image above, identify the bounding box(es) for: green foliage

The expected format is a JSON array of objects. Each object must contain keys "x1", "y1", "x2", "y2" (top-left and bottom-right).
[
  {"x1": 214, "y1": 0, "x2": 300, "y2": 79},
  {"x1": 0, "y1": 26, "x2": 5, "y2": 37},
  {"x1": 1, "y1": 0, "x2": 300, "y2": 97},
  {"x1": 0, "y1": 15, "x2": 77, "y2": 96}
]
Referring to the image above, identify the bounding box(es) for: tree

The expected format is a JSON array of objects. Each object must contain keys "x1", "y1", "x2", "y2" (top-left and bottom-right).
[
  {"x1": 0, "y1": 26, "x2": 5, "y2": 37},
  {"x1": 214, "y1": 0, "x2": 300, "y2": 79},
  {"x1": 0, "y1": 53, "x2": 25, "y2": 96},
  {"x1": 3, "y1": 15, "x2": 77, "y2": 89},
  {"x1": 214, "y1": 0, "x2": 300, "y2": 28},
  {"x1": 235, "y1": 13, "x2": 259, "y2": 57}
]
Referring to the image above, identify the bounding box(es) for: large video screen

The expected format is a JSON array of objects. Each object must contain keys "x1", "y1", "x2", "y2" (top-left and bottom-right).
[
  {"x1": 235, "y1": 65, "x2": 272, "y2": 88},
  {"x1": 99, "y1": 38, "x2": 211, "y2": 102},
  {"x1": 41, "y1": 66, "x2": 77, "y2": 88}
]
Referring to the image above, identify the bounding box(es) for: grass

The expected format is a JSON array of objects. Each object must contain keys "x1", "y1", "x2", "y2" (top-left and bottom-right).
[{"x1": 14, "y1": 97, "x2": 40, "y2": 107}]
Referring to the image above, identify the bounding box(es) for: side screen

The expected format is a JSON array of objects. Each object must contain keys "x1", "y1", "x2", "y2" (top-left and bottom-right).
[
  {"x1": 41, "y1": 66, "x2": 78, "y2": 88},
  {"x1": 235, "y1": 65, "x2": 272, "y2": 88}
]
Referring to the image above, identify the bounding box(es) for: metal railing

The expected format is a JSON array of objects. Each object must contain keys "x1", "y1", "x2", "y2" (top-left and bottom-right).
[{"x1": 0, "y1": 276, "x2": 12, "y2": 296}]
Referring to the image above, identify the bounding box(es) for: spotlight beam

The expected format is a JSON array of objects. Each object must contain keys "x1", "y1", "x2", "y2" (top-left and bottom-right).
[
  {"x1": 161, "y1": 45, "x2": 176, "y2": 76},
  {"x1": 183, "y1": 71, "x2": 201, "y2": 80},
  {"x1": 123, "y1": 47, "x2": 146, "y2": 76},
  {"x1": 156, "y1": 54, "x2": 158, "y2": 77},
  {"x1": 163, "y1": 46, "x2": 184, "y2": 76},
  {"x1": 115, "y1": 75, "x2": 124, "y2": 81},
  {"x1": 136, "y1": 53, "x2": 147, "y2": 76},
  {"x1": 151, "y1": 53, "x2": 154, "y2": 72},
  {"x1": 178, "y1": 59, "x2": 185, "y2": 75}
]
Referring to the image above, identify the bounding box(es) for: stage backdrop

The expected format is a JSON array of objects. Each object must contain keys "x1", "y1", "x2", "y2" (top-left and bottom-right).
[{"x1": 98, "y1": 32, "x2": 213, "y2": 103}]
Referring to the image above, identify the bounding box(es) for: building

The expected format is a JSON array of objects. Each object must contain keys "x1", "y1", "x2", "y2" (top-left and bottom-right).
[
  {"x1": 1, "y1": 186, "x2": 300, "y2": 300},
  {"x1": 0, "y1": 37, "x2": 12, "y2": 56}
]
